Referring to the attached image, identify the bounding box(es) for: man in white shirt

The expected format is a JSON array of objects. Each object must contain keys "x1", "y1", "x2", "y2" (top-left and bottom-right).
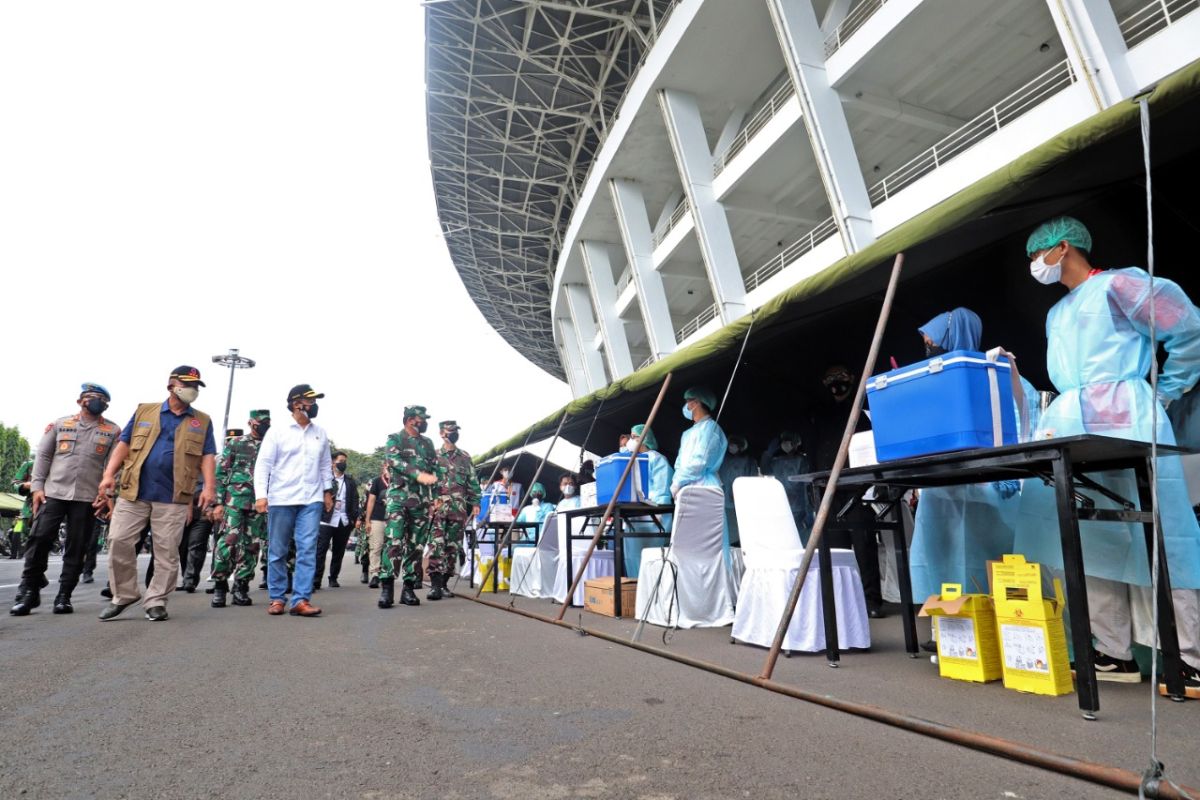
[
  {"x1": 254, "y1": 384, "x2": 332, "y2": 617},
  {"x1": 314, "y1": 450, "x2": 360, "y2": 590}
]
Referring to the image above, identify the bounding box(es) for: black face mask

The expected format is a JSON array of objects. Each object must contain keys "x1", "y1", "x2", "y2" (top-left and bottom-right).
[
  {"x1": 447, "y1": 432, "x2": 460, "y2": 444},
  {"x1": 417, "y1": 420, "x2": 428, "y2": 434},
  {"x1": 84, "y1": 398, "x2": 108, "y2": 416},
  {"x1": 925, "y1": 344, "x2": 948, "y2": 358},
  {"x1": 334, "y1": 461, "x2": 347, "y2": 472},
  {"x1": 305, "y1": 403, "x2": 319, "y2": 419},
  {"x1": 254, "y1": 421, "x2": 271, "y2": 438}
]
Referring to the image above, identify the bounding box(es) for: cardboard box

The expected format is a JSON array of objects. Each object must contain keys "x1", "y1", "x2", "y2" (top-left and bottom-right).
[
  {"x1": 991, "y1": 554, "x2": 1073, "y2": 696},
  {"x1": 919, "y1": 583, "x2": 1002, "y2": 683},
  {"x1": 584, "y1": 576, "x2": 637, "y2": 617}
]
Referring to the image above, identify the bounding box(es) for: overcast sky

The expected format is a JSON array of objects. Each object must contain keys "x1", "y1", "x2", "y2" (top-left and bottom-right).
[{"x1": 0, "y1": 1, "x2": 572, "y2": 457}]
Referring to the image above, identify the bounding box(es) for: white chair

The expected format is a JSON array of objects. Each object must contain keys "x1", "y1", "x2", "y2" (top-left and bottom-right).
[
  {"x1": 551, "y1": 514, "x2": 615, "y2": 606},
  {"x1": 731, "y1": 477, "x2": 870, "y2": 652},
  {"x1": 635, "y1": 485, "x2": 736, "y2": 629},
  {"x1": 510, "y1": 515, "x2": 559, "y2": 598}
]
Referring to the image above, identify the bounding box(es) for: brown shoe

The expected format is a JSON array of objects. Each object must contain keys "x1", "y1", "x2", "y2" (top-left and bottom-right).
[
  {"x1": 289, "y1": 599, "x2": 321, "y2": 617},
  {"x1": 268, "y1": 600, "x2": 286, "y2": 615}
]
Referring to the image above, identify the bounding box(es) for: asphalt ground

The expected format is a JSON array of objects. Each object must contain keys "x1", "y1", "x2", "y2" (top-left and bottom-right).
[{"x1": 0, "y1": 553, "x2": 1184, "y2": 799}]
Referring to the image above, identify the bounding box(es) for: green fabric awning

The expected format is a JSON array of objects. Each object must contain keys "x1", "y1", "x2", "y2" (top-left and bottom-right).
[
  {"x1": 0, "y1": 493, "x2": 25, "y2": 514},
  {"x1": 477, "y1": 57, "x2": 1200, "y2": 464}
]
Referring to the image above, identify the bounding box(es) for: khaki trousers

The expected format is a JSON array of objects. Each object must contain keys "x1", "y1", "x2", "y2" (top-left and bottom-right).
[
  {"x1": 1087, "y1": 575, "x2": 1200, "y2": 671},
  {"x1": 107, "y1": 498, "x2": 189, "y2": 608},
  {"x1": 368, "y1": 520, "x2": 386, "y2": 578}
]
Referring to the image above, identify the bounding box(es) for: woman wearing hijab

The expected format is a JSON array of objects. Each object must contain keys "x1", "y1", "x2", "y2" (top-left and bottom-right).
[{"x1": 909, "y1": 308, "x2": 1039, "y2": 608}]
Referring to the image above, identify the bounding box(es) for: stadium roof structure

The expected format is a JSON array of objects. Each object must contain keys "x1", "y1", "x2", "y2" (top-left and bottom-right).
[{"x1": 425, "y1": 0, "x2": 680, "y2": 379}]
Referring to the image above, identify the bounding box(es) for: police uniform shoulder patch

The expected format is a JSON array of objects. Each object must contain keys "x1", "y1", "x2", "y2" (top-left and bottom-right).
[{"x1": 189, "y1": 418, "x2": 202, "y2": 429}]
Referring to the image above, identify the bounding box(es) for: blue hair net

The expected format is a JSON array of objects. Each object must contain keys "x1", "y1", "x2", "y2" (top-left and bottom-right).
[
  {"x1": 919, "y1": 307, "x2": 982, "y2": 351},
  {"x1": 683, "y1": 386, "x2": 718, "y2": 412},
  {"x1": 1025, "y1": 216, "x2": 1092, "y2": 257}
]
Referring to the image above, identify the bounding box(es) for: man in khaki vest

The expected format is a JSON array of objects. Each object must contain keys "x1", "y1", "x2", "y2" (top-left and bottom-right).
[{"x1": 94, "y1": 366, "x2": 217, "y2": 621}]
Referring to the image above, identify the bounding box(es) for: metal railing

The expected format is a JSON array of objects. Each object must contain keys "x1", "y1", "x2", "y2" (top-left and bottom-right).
[
  {"x1": 652, "y1": 197, "x2": 691, "y2": 249},
  {"x1": 1119, "y1": 0, "x2": 1199, "y2": 47},
  {"x1": 713, "y1": 79, "x2": 797, "y2": 177},
  {"x1": 824, "y1": 0, "x2": 891, "y2": 58},
  {"x1": 637, "y1": 354, "x2": 656, "y2": 371},
  {"x1": 868, "y1": 59, "x2": 1076, "y2": 205},
  {"x1": 744, "y1": 216, "x2": 839, "y2": 292},
  {"x1": 674, "y1": 302, "x2": 720, "y2": 344}
]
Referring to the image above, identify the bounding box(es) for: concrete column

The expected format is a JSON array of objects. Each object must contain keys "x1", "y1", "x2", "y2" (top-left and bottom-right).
[
  {"x1": 1047, "y1": 0, "x2": 1136, "y2": 109},
  {"x1": 766, "y1": 0, "x2": 874, "y2": 252},
  {"x1": 609, "y1": 178, "x2": 678, "y2": 359},
  {"x1": 657, "y1": 88, "x2": 749, "y2": 324},
  {"x1": 580, "y1": 240, "x2": 634, "y2": 379},
  {"x1": 556, "y1": 320, "x2": 589, "y2": 398},
  {"x1": 563, "y1": 283, "x2": 607, "y2": 392}
]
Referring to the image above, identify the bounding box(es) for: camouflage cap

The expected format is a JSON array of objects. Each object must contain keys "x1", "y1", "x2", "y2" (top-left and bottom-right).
[
  {"x1": 249, "y1": 409, "x2": 271, "y2": 420},
  {"x1": 439, "y1": 420, "x2": 459, "y2": 432},
  {"x1": 404, "y1": 405, "x2": 428, "y2": 419}
]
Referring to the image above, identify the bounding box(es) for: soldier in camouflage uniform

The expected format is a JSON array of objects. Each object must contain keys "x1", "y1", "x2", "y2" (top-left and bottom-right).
[
  {"x1": 10, "y1": 458, "x2": 34, "y2": 559},
  {"x1": 428, "y1": 420, "x2": 480, "y2": 600},
  {"x1": 210, "y1": 410, "x2": 270, "y2": 608},
  {"x1": 379, "y1": 405, "x2": 443, "y2": 608}
]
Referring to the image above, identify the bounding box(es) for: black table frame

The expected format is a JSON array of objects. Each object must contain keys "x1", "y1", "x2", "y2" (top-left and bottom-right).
[
  {"x1": 467, "y1": 520, "x2": 540, "y2": 593},
  {"x1": 560, "y1": 502, "x2": 674, "y2": 617},
  {"x1": 794, "y1": 434, "x2": 1189, "y2": 718}
]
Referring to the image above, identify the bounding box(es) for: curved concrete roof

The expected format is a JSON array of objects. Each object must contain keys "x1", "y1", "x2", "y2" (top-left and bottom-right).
[{"x1": 425, "y1": 0, "x2": 679, "y2": 379}]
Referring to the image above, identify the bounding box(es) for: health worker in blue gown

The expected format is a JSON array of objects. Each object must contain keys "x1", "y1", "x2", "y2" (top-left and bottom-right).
[
  {"x1": 1015, "y1": 216, "x2": 1200, "y2": 686},
  {"x1": 671, "y1": 387, "x2": 730, "y2": 564},
  {"x1": 908, "y1": 307, "x2": 1038, "y2": 601},
  {"x1": 622, "y1": 423, "x2": 673, "y2": 577},
  {"x1": 514, "y1": 482, "x2": 555, "y2": 546}
]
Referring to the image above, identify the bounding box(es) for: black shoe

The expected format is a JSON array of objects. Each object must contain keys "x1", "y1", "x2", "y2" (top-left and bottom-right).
[
  {"x1": 182, "y1": 578, "x2": 197, "y2": 593},
  {"x1": 867, "y1": 605, "x2": 886, "y2": 619},
  {"x1": 52, "y1": 593, "x2": 74, "y2": 614},
  {"x1": 1093, "y1": 649, "x2": 1141, "y2": 683},
  {"x1": 212, "y1": 579, "x2": 229, "y2": 608},
  {"x1": 9, "y1": 586, "x2": 40, "y2": 616},
  {"x1": 427, "y1": 573, "x2": 445, "y2": 601},
  {"x1": 100, "y1": 586, "x2": 113, "y2": 599},
  {"x1": 378, "y1": 578, "x2": 394, "y2": 609},
  {"x1": 81, "y1": 572, "x2": 94, "y2": 584},
  {"x1": 921, "y1": 639, "x2": 937, "y2": 653},
  {"x1": 231, "y1": 580, "x2": 252, "y2": 606},
  {"x1": 360, "y1": 572, "x2": 368, "y2": 584},
  {"x1": 400, "y1": 582, "x2": 420, "y2": 607},
  {"x1": 328, "y1": 576, "x2": 340, "y2": 588},
  {"x1": 98, "y1": 601, "x2": 136, "y2": 620},
  {"x1": 311, "y1": 582, "x2": 321, "y2": 593},
  {"x1": 145, "y1": 606, "x2": 169, "y2": 622},
  {"x1": 258, "y1": 579, "x2": 267, "y2": 590},
  {"x1": 442, "y1": 576, "x2": 455, "y2": 598},
  {"x1": 369, "y1": 575, "x2": 379, "y2": 589}
]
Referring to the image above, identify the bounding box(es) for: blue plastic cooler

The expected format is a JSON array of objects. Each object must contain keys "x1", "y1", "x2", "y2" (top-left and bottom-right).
[
  {"x1": 866, "y1": 350, "x2": 1017, "y2": 461},
  {"x1": 595, "y1": 453, "x2": 651, "y2": 504}
]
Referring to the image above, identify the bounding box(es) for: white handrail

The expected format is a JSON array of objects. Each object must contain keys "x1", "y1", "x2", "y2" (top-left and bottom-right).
[
  {"x1": 652, "y1": 197, "x2": 691, "y2": 249},
  {"x1": 744, "y1": 216, "x2": 839, "y2": 292},
  {"x1": 674, "y1": 302, "x2": 720, "y2": 344},
  {"x1": 824, "y1": 0, "x2": 890, "y2": 58},
  {"x1": 1119, "y1": 0, "x2": 1198, "y2": 47},
  {"x1": 868, "y1": 59, "x2": 1076, "y2": 205},
  {"x1": 713, "y1": 79, "x2": 797, "y2": 177}
]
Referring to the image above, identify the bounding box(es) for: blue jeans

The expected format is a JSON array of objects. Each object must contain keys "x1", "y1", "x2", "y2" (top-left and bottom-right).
[{"x1": 267, "y1": 502, "x2": 321, "y2": 606}]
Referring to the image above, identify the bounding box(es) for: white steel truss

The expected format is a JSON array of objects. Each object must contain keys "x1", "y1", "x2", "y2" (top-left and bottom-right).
[{"x1": 426, "y1": 0, "x2": 680, "y2": 378}]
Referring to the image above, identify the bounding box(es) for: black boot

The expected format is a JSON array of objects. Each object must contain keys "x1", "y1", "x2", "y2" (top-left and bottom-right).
[
  {"x1": 231, "y1": 579, "x2": 252, "y2": 606},
  {"x1": 182, "y1": 576, "x2": 197, "y2": 593},
  {"x1": 369, "y1": 575, "x2": 379, "y2": 589},
  {"x1": 359, "y1": 567, "x2": 368, "y2": 584},
  {"x1": 52, "y1": 591, "x2": 74, "y2": 614},
  {"x1": 9, "y1": 584, "x2": 40, "y2": 616},
  {"x1": 400, "y1": 581, "x2": 420, "y2": 606},
  {"x1": 378, "y1": 578, "x2": 394, "y2": 609},
  {"x1": 426, "y1": 573, "x2": 444, "y2": 601},
  {"x1": 211, "y1": 579, "x2": 229, "y2": 608},
  {"x1": 441, "y1": 573, "x2": 455, "y2": 598}
]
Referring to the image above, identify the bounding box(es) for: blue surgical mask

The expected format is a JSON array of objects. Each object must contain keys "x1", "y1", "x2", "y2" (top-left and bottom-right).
[{"x1": 682, "y1": 403, "x2": 693, "y2": 421}]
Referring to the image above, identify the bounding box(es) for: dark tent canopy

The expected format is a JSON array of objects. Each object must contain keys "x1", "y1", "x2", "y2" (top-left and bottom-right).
[{"x1": 478, "y1": 60, "x2": 1200, "y2": 471}]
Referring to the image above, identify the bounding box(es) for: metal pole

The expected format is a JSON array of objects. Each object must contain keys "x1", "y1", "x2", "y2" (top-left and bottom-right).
[
  {"x1": 555, "y1": 373, "x2": 673, "y2": 621},
  {"x1": 759, "y1": 253, "x2": 904, "y2": 681},
  {"x1": 222, "y1": 364, "x2": 236, "y2": 436},
  {"x1": 211, "y1": 348, "x2": 255, "y2": 436}
]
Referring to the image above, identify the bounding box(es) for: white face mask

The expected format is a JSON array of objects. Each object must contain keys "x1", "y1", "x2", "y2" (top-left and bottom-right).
[
  {"x1": 562, "y1": 485, "x2": 576, "y2": 497},
  {"x1": 627, "y1": 437, "x2": 640, "y2": 451},
  {"x1": 1029, "y1": 250, "x2": 1063, "y2": 285},
  {"x1": 173, "y1": 386, "x2": 199, "y2": 405}
]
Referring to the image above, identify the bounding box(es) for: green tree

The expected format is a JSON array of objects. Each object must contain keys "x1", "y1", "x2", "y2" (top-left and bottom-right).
[
  {"x1": 329, "y1": 441, "x2": 384, "y2": 487},
  {"x1": 0, "y1": 423, "x2": 32, "y2": 486}
]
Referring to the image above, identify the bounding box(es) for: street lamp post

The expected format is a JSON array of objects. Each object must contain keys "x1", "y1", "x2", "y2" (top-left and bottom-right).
[{"x1": 211, "y1": 348, "x2": 256, "y2": 437}]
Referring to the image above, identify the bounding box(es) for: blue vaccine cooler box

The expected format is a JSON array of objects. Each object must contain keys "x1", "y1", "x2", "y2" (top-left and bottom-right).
[
  {"x1": 595, "y1": 453, "x2": 651, "y2": 505},
  {"x1": 866, "y1": 350, "x2": 1017, "y2": 462}
]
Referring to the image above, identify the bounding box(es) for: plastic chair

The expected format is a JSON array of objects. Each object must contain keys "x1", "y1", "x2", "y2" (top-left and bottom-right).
[
  {"x1": 731, "y1": 477, "x2": 870, "y2": 652},
  {"x1": 510, "y1": 515, "x2": 559, "y2": 598},
  {"x1": 634, "y1": 485, "x2": 736, "y2": 629}
]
